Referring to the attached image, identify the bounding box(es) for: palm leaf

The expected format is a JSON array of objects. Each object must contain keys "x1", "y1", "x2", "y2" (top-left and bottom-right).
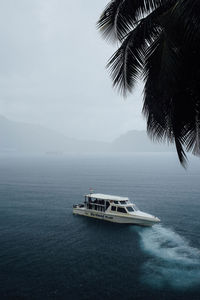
[
  {"x1": 97, "y1": 0, "x2": 163, "y2": 42},
  {"x1": 171, "y1": 0, "x2": 200, "y2": 45},
  {"x1": 98, "y1": 0, "x2": 200, "y2": 166},
  {"x1": 107, "y1": 11, "x2": 162, "y2": 95},
  {"x1": 142, "y1": 30, "x2": 189, "y2": 165}
]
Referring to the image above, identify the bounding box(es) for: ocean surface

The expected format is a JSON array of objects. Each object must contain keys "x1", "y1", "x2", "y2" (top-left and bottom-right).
[{"x1": 0, "y1": 153, "x2": 200, "y2": 300}]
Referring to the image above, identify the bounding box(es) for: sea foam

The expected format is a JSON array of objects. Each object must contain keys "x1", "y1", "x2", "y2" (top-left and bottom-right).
[{"x1": 136, "y1": 225, "x2": 200, "y2": 289}]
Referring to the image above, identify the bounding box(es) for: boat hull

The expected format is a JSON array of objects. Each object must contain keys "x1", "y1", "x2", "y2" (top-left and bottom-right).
[{"x1": 73, "y1": 207, "x2": 159, "y2": 226}]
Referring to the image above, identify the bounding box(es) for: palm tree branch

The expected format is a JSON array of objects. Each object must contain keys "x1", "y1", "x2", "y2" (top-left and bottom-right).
[
  {"x1": 107, "y1": 9, "x2": 163, "y2": 95},
  {"x1": 97, "y1": 0, "x2": 165, "y2": 42}
]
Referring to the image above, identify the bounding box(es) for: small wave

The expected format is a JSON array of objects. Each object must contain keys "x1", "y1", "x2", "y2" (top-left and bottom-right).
[{"x1": 137, "y1": 225, "x2": 200, "y2": 289}]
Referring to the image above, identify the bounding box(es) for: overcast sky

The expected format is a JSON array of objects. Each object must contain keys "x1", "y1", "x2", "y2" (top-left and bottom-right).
[{"x1": 0, "y1": 0, "x2": 145, "y2": 141}]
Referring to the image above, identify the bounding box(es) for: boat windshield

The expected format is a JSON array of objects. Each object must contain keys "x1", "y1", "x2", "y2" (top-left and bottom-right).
[{"x1": 126, "y1": 206, "x2": 134, "y2": 212}]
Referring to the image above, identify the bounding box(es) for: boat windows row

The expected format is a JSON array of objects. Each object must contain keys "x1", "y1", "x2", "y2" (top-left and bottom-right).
[
  {"x1": 111, "y1": 206, "x2": 135, "y2": 213},
  {"x1": 86, "y1": 197, "x2": 129, "y2": 205}
]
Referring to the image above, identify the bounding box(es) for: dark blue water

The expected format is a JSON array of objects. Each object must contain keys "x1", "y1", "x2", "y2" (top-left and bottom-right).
[{"x1": 1, "y1": 153, "x2": 200, "y2": 299}]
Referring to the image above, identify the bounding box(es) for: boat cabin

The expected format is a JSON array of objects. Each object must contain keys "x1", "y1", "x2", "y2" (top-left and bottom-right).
[{"x1": 84, "y1": 193, "x2": 138, "y2": 213}]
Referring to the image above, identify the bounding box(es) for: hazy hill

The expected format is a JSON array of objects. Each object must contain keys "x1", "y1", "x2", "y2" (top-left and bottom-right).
[
  {"x1": 0, "y1": 116, "x2": 173, "y2": 153},
  {"x1": 0, "y1": 116, "x2": 108, "y2": 153},
  {"x1": 111, "y1": 130, "x2": 174, "y2": 152}
]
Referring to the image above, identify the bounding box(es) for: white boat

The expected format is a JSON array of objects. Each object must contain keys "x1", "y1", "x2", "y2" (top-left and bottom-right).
[{"x1": 73, "y1": 193, "x2": 160, "y2": 226}]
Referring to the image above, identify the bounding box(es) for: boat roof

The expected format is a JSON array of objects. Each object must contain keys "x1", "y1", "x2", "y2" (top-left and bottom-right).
[{"x1": 85, "y1": 193, "x2": 129, "y2": 201}]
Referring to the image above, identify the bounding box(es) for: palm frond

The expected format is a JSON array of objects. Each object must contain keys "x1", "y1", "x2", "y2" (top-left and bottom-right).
[
  {"x1": 174, "y1": 136, "x2": 187, "y2": 167},
  {"x1": 97, "y1": 0, "x2": 163, "y2": 42},
  {"x1": 142, "y1": 30, "x2": 190, "y2": 164},
  {"x1": 171, "y1": 0, "x2": 200, "y2": 45},
  {"x1": 107, "y1": 31, "x2": 143, "y2": 95},
  {"x1": 183, "y1": 100, "x2": 200, "y2": 156},
  {"x1": 107, "y1": 12, "x2": 161, "y2": 95},
  {"x1": 98, "y1": 0, "x2": 200, "y2": 166}
]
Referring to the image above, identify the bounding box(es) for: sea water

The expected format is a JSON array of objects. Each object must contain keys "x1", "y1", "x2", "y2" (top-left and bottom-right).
[{"x1": 0, "y1": 153, "x2": 200, "y2": 299}]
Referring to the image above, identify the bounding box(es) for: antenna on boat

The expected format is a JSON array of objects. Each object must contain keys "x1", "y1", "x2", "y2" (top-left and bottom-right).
[{"x1": 89, "y1": 188, "x2": 94, "y2": 194}]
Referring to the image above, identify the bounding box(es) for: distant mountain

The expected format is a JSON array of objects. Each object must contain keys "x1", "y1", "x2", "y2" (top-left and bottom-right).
[
  {"x1": 0, "y1": 116, "x2": 174, "y2": 153},
  {"x1": 0, "y1": 116, "x2": 108, "y2": 153},
  {"x1": 111, "y1": 130, "x2": 174, "y2": 152}
]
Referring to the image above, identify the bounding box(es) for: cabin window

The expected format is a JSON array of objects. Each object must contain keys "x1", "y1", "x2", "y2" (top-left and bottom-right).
[
  {"x1": 114, "y1": 201, "x2": 118, "y2": 204},
  {"x1": 117, "y1": 207, "x2": 127, "y2": 213},
  {"x1": 111, "y1": 206, "x2": 116, "y2": 211},
  {"x1": 120, "y1": 201, "x2": 126, "y2": 205},
  {"x1": 99, "y1": 199, "x2": 104, "y2": 205},
  {"x1": 127, "y1": 206, "x2": 134, "y2": 212}
]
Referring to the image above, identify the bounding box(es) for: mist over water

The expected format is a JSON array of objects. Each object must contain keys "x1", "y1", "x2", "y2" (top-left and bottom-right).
[{"x1": 137, "y1": 225, "x2": 200, "y2": 289}]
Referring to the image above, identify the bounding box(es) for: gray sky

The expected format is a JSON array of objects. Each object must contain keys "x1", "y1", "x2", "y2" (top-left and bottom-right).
[{"x1": 0, "y1": 0, "x2": 145, "y2": 141}]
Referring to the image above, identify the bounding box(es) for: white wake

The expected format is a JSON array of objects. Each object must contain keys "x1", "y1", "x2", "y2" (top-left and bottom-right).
[{"x1": 137, "y1": 225, "x2": 200, "y2": 289}]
